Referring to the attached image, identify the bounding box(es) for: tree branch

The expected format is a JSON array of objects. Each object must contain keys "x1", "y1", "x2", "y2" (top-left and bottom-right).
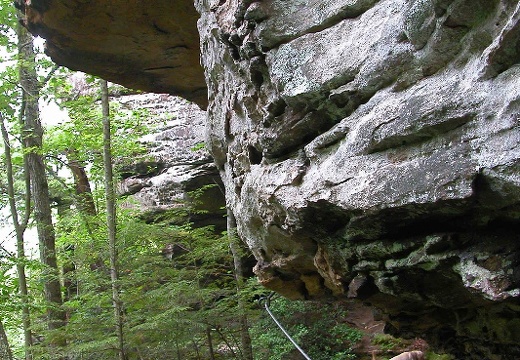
[{"x1": 39, "y1": 64, "x2": 60, "y2": 89}]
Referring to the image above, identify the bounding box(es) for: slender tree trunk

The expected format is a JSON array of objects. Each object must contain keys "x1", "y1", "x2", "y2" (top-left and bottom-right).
[
  {"x1": 0, "y1": 115, "x2": 33, "y2": 360},
  {"x1": 67, "y1": 152, "x2": 97, "y2": 216},
  {"x1": 206, "y1": 327, "x2": 216, "y2": 360},
  {"x1": 192, "y1": 338, "x2": 201, "y2": 360},
  {"x1": 0, "y1": 320, "x2": 13, "y2": 360},
  {"x1": 175, "y1": 340, "x2": 182, "y2": 360},
  {"x1": 227, "y1": 209, "x2": 254, "y2": 360},
  {"x1": 63, "y1": 152, "x2": 97, "y2": 301},
  {"x1": 101, "y1": 79, "x2": 126, "y2": 360},
  {"x1": 215, "y1": 327, "x2": 238, "y2": 359},
  {"x1": 17, "y1": 19, "x2": 65, "y2": 342}
]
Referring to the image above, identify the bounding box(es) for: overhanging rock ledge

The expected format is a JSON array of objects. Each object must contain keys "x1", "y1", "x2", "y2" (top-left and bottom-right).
[{"x1": 16, "y1": 0, "x2": 208, "y2": 107}]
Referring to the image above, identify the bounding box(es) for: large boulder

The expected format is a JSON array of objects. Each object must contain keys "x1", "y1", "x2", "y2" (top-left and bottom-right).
[{"x1": 196, "y1": 1, "x2": 520, "y2": 357}]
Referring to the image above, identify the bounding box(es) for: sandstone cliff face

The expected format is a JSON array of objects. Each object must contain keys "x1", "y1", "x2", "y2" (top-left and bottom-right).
[
  {"x1": 196, "y1": 1, "x2": 520, "y2": 357},
  {"x1": 19, "y1": 0, "x2": 520, "y2": 358},
  {"x1": 116, "y1": 93, "x2": 225, "y2": 229}
]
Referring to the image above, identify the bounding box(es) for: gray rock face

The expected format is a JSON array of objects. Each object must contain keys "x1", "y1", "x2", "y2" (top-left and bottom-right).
[
  {"x1": 117, "y1": 94, "x2": 225, "y2": 228},
  {"x1": 196, "y1": 0, "x2": 520, "y2": 357}
]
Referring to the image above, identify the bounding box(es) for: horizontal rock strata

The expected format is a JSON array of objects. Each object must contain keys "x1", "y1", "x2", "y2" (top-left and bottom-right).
[
  {"x1": 196, "y1": 0, "x2": 520, "y2": 358},
  {"x1": 116, "y1": 93, "x2": 225, "y2": 229}
]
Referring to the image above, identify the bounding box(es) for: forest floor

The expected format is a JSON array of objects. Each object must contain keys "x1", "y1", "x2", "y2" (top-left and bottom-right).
[{"x1": 344, "y1": 302, "x2": 429, "y2": 360}]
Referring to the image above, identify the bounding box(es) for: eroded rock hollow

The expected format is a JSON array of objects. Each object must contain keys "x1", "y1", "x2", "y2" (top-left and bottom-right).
[{"x1": 19, "y1": 0, "x2": 520, "y2": 358}]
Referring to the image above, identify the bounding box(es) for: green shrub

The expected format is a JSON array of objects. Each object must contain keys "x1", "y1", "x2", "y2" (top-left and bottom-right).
[
  {"x1": 251, "y1": 297, "x2": 363, "y2": 360},
  {"x1": 372, "y1": 333, "x2": 406, "y2": 351}
]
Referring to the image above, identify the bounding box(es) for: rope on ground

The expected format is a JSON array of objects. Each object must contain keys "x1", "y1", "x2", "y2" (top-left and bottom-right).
[{"x1": 258, "y1": 292, "x2": 313, "y2": 360}]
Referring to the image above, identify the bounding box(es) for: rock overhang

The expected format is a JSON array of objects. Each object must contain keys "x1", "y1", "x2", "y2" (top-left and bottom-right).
[
  {"x1": 196, "y1": 0, "x2": 520, "y2": 356},
  {"x1": 16, "y1": 0, "x2": 208, "y2": 107}
]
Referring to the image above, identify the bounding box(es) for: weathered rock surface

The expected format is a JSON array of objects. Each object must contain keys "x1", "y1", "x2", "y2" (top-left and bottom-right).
[
  {"x1": 19, "y1": 0, "x2": 520, "y2": 358},
  {"x1": 196, "y1": 1, "x2": 520, "y2": 358},
  {"x1": 15, "y1": 0, "x2": 207, "y2": 107},
  {"x1": 116, "y1": 93, "x2": 225, "y2": 229}
]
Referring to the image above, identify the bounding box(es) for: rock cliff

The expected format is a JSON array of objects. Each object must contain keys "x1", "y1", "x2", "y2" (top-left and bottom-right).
[
  {"x1": 18, "y1": 0, "x2": 520, "y2": 358},
  {"x1": 115, "y1": 93, "x2": 225, "y2": 229}
]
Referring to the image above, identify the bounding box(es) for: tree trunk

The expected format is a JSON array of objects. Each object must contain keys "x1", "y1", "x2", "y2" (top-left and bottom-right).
[
  {"x1": 192, "y1": 338, "x2": 201, "y2": 360},
  {"x1": 0, "y1": 320, "x2": 13, "y2": 360},
  {"x1": 206, "y1": 327, "x2": 216, "y2": 360},
  {"x1": 175, "y1": 340, "x2": 182, "y2": 360},
  {"x1": 67, "y1": 152, "x2": 97, "y2": 216},
  {"x1": 0, "y1": 114, "x2": 33, "y2": 360},
  {"x1": 63, "y1": 152, "x2": 97, "y2": 301},
  {"x1": 215, "y1": 327, "x2": 238, "y2": 359},
  {"x1": 227, "y1": 209, "x2": 254, "y2": 360},
  {"x1": 101, "y1": 79, "x2": 126, "y2": 360},
  {"x1": 17, "y1": 18, "x2": 65, "y2": 341}
]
